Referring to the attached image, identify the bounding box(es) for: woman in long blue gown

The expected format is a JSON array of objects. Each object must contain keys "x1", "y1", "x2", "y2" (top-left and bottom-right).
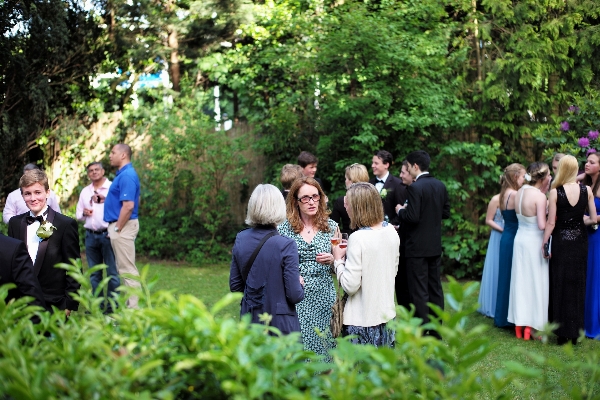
[
  {"x1": 478, "y1": 194, "x2": 504, "y2": 317},
  {"x1": 494, "y1": 164, "x2": 526, "y2": 328},
  {"x1": 583, "y1": 152, "x2": 600, "y2": 339}
]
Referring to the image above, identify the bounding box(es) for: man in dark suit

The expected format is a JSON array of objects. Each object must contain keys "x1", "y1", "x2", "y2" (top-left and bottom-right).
[
  {"x1": 396, "y1": 150, "x2": 450, "y2": 337},
  {"x1": 369, "y1": 150, "x2": 407, "y2": 229},
  {"x1": 7, "y1": 169, "x2": 81, "y2": 316},
  {"x1": 0, "y1": 233, "x2": 47, "y2": 310}
]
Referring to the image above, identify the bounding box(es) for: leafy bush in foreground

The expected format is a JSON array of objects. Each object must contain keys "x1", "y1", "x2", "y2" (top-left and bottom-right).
[{"x1": 0, "y1": 262, "x2": 598, "y2": 399}]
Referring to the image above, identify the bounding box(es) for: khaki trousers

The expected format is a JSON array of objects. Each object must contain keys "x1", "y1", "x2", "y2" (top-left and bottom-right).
[{"x1": 109, "y1": 220, "x2": 140, "y2": 308}]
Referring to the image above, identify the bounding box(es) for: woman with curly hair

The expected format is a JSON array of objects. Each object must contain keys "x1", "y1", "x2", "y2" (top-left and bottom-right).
[{"x1": 278, "y1": 177, "x2": 338, "y2": 359}]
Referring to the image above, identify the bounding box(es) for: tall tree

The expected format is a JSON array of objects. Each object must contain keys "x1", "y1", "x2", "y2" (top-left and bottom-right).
[{"x1": 0, "y1": 0, "x2": 105, "y2": 196}]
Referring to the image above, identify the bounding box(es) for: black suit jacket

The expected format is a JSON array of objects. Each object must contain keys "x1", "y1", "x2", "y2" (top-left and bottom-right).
[
  {"x1": 8, "y1": 208, "x2": 81, "y2": 311},
  {"x1": 370, "y1": 174, "x2": 408, "y2": 227},
  {"x1": 0, "y1": 233, "x2": 47, "y2": 309},
  {"x1": 397, "y1": 174, "x2": 450, "y2": 257}
]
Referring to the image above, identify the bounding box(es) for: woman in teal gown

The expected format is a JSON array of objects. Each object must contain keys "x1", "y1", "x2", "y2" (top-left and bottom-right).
[
  {"x1": 478, "y1": 194, "x2": 504, "y2": 317},
  {"x1": 494, "y1": 164, "x2": 525, "y2": 328}
]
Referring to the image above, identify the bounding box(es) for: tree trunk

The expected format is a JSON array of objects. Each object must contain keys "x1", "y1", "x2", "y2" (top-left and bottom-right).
[{"x1": 168, "y1": 28, "x2": 180, "y2": 92}]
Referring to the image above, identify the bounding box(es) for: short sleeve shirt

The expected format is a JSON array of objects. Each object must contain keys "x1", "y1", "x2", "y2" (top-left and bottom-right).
[{"x1": 104, "y1": 163, "x2": 140, "y2": 222}]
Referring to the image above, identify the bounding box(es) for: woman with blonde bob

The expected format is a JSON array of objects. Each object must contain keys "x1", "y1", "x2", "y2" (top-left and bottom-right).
[
  {"x1": 230, "y1": 184, "x2": 305, "y2": 335},
  {"x1": 544, "y1": 155, "x2": 597, "y2": 345},
  {"x1": 333, "y1": 182, "x2": 399, "y2": 347},
  {"x1": 331, "y1": 163, "x2": 370, "y2": 236}
]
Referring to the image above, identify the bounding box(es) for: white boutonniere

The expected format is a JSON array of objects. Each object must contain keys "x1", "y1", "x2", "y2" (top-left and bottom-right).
[
  {"x1": 380, "y1": 188, "x2": 388, "y2": 199},
  {"x1": 37, "y1": 221, "x2": 57, "y2": 240}
]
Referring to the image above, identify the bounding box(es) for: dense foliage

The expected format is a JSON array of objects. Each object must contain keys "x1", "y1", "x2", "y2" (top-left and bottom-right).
[
  {"x1": 3, "y1": 0, "x2": 600, "y2": 273},
  {"x1": 0, "y1": 262, "x2": 599, "y2": 398},
  {"x1": 0, "y1": 0, "x2": 106, "y2": 194},
  {"x1": 129, "y1": 90, "x2": 247, "y2": 263}
]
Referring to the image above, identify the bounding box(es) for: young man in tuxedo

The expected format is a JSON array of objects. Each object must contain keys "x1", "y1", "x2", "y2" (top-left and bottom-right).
[
  {"x1": 3, "y1": 163, "x2": 61, "y2": 224},
  {"x1": 0, "y1": 233, "x2": 47, "y2": 310},
  {"x1": 396, "y1": 150, "x2": 450, "y2": 337},
  {"x1": 369, "y1": 150, "x2": 407, "y2": 230},
  {"x1": 7, "y1": 169, "x2": 80, "y2": 316}
]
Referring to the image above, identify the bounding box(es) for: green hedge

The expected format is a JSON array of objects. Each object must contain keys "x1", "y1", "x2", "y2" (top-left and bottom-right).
[{"x1": 0, "y1": 262, "x2": 599, "y2": 399}]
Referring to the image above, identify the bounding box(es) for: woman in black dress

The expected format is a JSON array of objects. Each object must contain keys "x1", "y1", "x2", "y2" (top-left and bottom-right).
[{"x1": 543, "y1": 155, "x2": 597, "y2": 345}]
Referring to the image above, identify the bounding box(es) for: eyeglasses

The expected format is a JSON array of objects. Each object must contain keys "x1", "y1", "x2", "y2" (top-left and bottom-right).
[{"x1": 297, "y1": 194, "x2": 321, "y2": 204}]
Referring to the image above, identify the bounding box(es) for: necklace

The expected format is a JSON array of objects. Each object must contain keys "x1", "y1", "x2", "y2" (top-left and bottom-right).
[{"x1": 305, "y1": 225, "x2": 314, "y2": 234}]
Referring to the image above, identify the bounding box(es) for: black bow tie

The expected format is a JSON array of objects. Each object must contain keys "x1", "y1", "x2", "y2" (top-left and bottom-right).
[
  {"x1": 377, "y1": 179, "x2": 385, "y2": 183},
  {"x1": 26, "y1": 215, "x2": 44, "y2": 225},
  {"x1": 26, "y1": 210, "x2": 48, "y2": 225}
]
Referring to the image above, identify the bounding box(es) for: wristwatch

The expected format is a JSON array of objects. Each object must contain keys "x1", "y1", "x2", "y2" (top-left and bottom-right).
[{"x1": 114, "y1": 226, "x2": 120, "y2": 232}]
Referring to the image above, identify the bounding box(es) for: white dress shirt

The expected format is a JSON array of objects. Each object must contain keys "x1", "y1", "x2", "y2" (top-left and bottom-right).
[
  {"x1": 76, "y1": 179, "x2": 112, "y2": 231},
  {"x1": 375, "y1": 172, "x2": 389, "y2": 193},
  {"x1": 415, "y1": 171, "x2": 429, "y2": 181},
  {"x1": 26, "y1": 206, "x2": 49, "y2": 264}
]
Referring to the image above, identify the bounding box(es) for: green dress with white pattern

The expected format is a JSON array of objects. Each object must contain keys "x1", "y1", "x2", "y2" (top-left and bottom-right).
[{"x1": 278, "y1": 219, "x2": 338, "y2": 359}]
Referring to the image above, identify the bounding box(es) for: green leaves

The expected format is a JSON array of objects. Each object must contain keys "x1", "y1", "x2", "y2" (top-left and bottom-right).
[{"x1": 1, "y1": 265, "x2": 600, "y2": 398}]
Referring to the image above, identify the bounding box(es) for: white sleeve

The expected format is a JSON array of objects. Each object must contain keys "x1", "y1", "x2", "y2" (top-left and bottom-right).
[
  {"x1": 75, "y1": 191, "x2": 86, "y2": 222},
  {"x1": 336, "y1": 237, "x2": 363, "y2": 296},
  {"x1": 2, "y1": 192, "x2": 18, "y2": 224}
]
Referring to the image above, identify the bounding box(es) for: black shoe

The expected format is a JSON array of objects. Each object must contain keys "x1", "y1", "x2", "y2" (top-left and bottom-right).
[{"x1": 557, "y1": 336, "x2": 569, "y2": 345}]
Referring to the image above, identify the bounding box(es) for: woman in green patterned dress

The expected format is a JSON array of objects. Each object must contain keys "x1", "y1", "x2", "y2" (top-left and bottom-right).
[{"x1": 278, "y1": 177, "x2": 338, "y2": 359}]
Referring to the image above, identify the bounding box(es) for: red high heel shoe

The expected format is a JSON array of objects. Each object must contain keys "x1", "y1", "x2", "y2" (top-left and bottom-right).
[
  {"x1": 524, "y1": 326, "x2": 531, "y2": 341},
  {"x1": 515, "y1": 326, "x2": 523, "y2": 339}
]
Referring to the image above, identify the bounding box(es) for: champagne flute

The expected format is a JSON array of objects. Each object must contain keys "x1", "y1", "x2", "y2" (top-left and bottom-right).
[
  {"x1": 330, "y1": 231, "x2": 341, "y2": 246},
  {"x1": 339, "y1": 233, "x2": 348, "y2": 249}
]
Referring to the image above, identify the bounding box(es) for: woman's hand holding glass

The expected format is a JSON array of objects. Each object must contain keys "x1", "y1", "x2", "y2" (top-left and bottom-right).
[
  {"x1": 332, "y1": 232, "x2": 347, "y2": 261},
  {"x1": 316, "y1": 252, "x2": 335, "y2": 265}
]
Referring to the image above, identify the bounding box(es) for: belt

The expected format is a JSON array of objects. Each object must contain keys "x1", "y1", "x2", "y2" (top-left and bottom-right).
[
  {"x1": 87, "y1": 229, "x2": 108, "y2": 234},
  {"x1": 107, "y1": 221, "x2": 117, "y2": 224}
]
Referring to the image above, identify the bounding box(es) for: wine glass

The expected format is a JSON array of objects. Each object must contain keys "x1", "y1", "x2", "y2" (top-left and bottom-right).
[
  {"x1": 339, "y1": 233, "x2": 348, "y2": 249},
  {"x1": 330, "y1": 231, "x2": 341, "y2": 247}
]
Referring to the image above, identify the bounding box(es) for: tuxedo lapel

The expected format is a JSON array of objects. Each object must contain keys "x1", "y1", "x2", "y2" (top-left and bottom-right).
[
  {"x1": 383, "y1": 175, "x2": 393, "y2": 189},
  {"x1": 33, "y1": 208, "x2": 56, "y2": 276},
  {"x1": 19, "y1": 216, "x2": 27, "y2": 244}
]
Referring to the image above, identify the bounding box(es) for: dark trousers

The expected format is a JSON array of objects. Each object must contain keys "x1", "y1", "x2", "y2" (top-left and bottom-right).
[
  {"x1": 85, "y1": 230, "x2": 120, "y2": 303},
  {"x1": 406, "y1": 256, "x2": 444, "y2": 327},
  {"x1": 395, "y1": 255, "x2": 411, "y2": 309}
]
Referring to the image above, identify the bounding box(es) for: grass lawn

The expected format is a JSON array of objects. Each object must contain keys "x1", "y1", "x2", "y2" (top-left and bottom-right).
[{"x1": 142, "y1": 259, "x2": 600, "y2": 397}]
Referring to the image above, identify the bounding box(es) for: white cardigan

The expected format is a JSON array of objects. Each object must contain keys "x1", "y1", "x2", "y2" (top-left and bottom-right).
[{"x1": 335, "y1": 224, "x2": 400, "y2": 327}]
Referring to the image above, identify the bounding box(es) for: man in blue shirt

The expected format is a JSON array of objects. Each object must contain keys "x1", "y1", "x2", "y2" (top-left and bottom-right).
[{"x1": 103, "y1": 144, "x2": 141, "y2": 308}]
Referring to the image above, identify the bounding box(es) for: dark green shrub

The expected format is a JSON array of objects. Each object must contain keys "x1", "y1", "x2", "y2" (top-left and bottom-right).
[{"x1": 1, "y1": 263, "x2": 598, "y2": 399}]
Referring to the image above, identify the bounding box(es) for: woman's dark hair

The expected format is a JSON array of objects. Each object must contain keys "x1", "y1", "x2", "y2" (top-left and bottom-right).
[{"x1": 583, "y1": 152, "x2": 600, "y2": 196}]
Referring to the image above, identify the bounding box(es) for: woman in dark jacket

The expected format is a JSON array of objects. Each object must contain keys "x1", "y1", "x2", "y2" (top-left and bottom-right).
[{"x1": 230, "y1": 184, "x2": 305, "y2": 334}]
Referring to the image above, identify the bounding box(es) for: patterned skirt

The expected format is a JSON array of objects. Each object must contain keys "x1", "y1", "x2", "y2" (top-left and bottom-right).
[{"x1": 343, "y1": 320, "x2": 395, "y2": 348}]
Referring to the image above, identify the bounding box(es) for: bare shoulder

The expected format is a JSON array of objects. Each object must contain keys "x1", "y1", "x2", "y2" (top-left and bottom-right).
[{"x1": 490, "y1": 194, "x2": 500, "y2": 205}]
